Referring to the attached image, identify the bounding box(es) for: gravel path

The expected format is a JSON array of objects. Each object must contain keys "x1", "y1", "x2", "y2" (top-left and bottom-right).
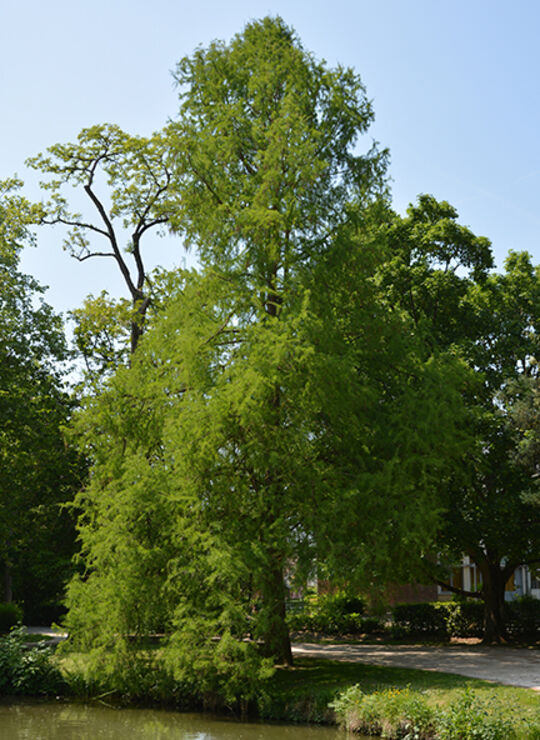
[{"x1": 292, "y1": 642, "x2": 540, "y2": 691}]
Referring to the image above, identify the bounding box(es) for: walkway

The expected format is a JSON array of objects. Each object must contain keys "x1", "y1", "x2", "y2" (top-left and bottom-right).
[
  {"x1": 292, "y1": 642, "x2": 540, "y2": 691},
  {"x1": 25, "y1": 626, "x2": 67, "y2": 647}
]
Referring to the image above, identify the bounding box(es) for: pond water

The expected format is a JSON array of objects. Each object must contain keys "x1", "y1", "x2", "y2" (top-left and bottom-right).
[{"x1": 0, "y1": 701, "x2": 367, "y2": 739}]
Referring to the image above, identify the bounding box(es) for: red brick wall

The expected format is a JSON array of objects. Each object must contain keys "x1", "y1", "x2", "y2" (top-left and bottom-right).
[{"x1": 384, "y1": 583, "x2": 438, "y2": 606}]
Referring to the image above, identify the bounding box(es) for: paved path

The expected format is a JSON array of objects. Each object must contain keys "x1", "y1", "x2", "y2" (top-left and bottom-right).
[
  {"x1": 292, "y1": 642, "x2": 540, "y2": 691},
  {"x1": 25, "y1": 626, "x2": 67, "y2": 647}
]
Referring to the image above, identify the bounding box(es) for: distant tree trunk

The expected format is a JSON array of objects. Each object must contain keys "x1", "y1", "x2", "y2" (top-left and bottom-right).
[
  {"x1": 259, "y1": 562, "x2": 293, "y2": 666},
  {"x1": 3, "y1": 561, "x2": 12, "y2": 603},
  {"x1": 480, "y1": 563, "x2": 508, "y2": 644}
]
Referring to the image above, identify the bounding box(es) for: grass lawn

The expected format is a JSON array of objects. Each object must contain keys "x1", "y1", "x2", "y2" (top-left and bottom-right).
[
  {"x1": 24, "y1": 633, "x2": 55, "y2": 643},
  {"x1": 55, "y1": 648, "x2": 538, "y2": 730},
  {"x1": 261, "y1": 657, "x2": 539, "y2": 723}
]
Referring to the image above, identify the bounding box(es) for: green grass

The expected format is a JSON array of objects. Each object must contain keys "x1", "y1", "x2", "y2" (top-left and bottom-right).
[
  {"x1": 260, "y1": 658, "x2": 539, "y2": 723},
  {"x1": 55, "y1": 649, "x2": 539, "y2": 729},
  {"x1": 24, "y1": 634, "x2": 55, "y2": 643}
]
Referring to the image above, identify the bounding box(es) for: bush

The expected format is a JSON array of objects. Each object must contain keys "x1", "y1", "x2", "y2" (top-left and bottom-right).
[
  {"x1": 0, "y1": 602, "x2": 23, "y2": 633},
  {"x1": 437, "y1": 689, "x2": 516, "y2": 740},
  {"x1": 505, "y1": 596, "x2": 540, "y2": 641},
  {"x1": 392, "y1": 600, "x2": 484, "y2": 639},
  {"x1": 442, "y1": 600, "x2": 484, "y2": 638},
  {"x1": 392, "y1": 602, "x2": 447, "y2": 636},
  {"x1": 318, "y1": 592, "x2": 365, "y2": 617},
  {"x1": 0, "y1": 626, "x2": 64, "y2": 695},
  {"x1": 332, "y1": 685, "x2": 534, "y2": 740},
  {"x1": 286, "y1": 591, "x2": 382, "y2": 636},
  {"x1": 331, "y1": 684, "x2": 436, "y2": 738}
]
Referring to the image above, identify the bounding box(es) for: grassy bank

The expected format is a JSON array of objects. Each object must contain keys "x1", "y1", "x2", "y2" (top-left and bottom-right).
[
  {"x1": 261, "y1": 658, "x2": 539, "y2": 724},
  {"x1": 2, "y1": 625, "x2": 538, "y2": 737},
  {"x1": 56, "y1": 652, "x2": 539, "y2": 736}
]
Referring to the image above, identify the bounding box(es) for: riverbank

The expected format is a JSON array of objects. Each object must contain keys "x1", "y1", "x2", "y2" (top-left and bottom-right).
[
  {"x1": 4, "y1": 628, "x2": 539, "y2": 736},
  {"x1": 56, "y1": 653, "x2": 539, "y2": 728}
]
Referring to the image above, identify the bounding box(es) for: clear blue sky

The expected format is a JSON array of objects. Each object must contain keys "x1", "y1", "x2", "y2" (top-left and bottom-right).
[{"x1": 2, "y1": 0, "x2": 540, "y2": 315}]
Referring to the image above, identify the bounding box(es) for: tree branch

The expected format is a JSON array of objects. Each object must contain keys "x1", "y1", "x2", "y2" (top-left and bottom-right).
[
  {"x1": 83, "y1": 182, "x2": 137, "y2": 298},
  {"x1": 41, "y1": 217, "x2": 109, "y2": 237},
  {"x1": 75, "y1": 251, "x2": 117, "y2": 262}
]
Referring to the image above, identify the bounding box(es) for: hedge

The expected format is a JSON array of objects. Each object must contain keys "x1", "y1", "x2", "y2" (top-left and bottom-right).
[
  {"x1": 287, "y1": 592, "x2": 384, "y2": 636},
  {"x1": 392, "y1": 597, "x2": 540, "y2": 640},
  {"x1": 0, "y1": 602, "x2": 23, "y2": 633}
]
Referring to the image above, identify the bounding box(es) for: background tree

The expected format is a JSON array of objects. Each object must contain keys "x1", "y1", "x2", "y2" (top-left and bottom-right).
[
  {"x1": 0, "y1": 183, "x2": 83, "y2": 619},
  {"x1": 434, "y1": 252, "x2": 540, "y2": 642},
  {"x1": 381, "y1": 205, "x2": 539, "y2": 642},
  {"x1": 27, "y1": 124, "x2": 174, "y2": 353}
]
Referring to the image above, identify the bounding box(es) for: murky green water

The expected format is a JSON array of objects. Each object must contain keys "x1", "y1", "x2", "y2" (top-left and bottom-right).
[{"x1": 0, "y1": 701, "x2": 362, "y2": 739}]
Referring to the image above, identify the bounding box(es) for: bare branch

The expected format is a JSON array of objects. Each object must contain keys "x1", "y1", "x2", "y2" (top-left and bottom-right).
[
  {"x1": 75, "y1": 251, "x2": 117, "y2": 262},
  {"x1": 41, "y1": 216, "x2": 109, "y2": 238},
  {"x1": 434, "y1": 579, "x2": 483, "y2": 599},
  {"x1": 83, "y1": 182, "x2": 137, "y2": 298}
]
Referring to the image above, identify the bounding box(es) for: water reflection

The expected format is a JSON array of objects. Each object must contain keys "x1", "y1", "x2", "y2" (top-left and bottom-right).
[{"x1": 0, "y1": 701, "x2": 349, "y2": 739}]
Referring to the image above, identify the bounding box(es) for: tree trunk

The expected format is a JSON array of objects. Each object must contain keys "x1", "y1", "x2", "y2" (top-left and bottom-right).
[
  {"x1": 3, "y1": 561, "x2": 12, "y2": 603},
  {"x1": 481, "y1": 563, "x2": 507, "y2": 644},
  {"x1": 259, "y1": 563, "x2": 293, "y2": 665}
]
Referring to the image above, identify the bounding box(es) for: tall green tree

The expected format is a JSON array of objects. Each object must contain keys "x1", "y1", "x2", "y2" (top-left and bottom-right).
[
  {"x1": 0, "y1": 183, "x2": 83, "y2": 617},
  {"x1": 381, "y1": 201, "x2": 539, "y2": 642},
  {"x1": 434, "y1": 252, "x2": 540, "y2": 642},
  {"x1": 65, "y1": 18, "x2": 473, "y2": 690},
  {"x1": 164, "y1": 15, "x2": 388, "y2": 665}
]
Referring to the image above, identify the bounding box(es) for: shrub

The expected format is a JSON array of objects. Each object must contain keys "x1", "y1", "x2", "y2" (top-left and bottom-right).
[
  {"x1": 332, "y1": 685, "x2": 532, "y2": 740},
  {"x1": 318, "y1": 592, "x2": 366, "y2": 617},
  {"x1": 392, "y1": 600, "x2": 484, "y2": 638},
  {"x1": 437, "y1": 688, "x2": 516, "y2": 740},
  {"x1": 505, "y1": 596, "x2": 540, "y2": 641},
  {"x1": 442, "y1": 600, "x2": 484, "y2": 638},
  {"x1": 331, "y1": 684, "x2": 436, "y2": 738},
  {"x1": 287, "y1": 591, "x2": 381, "y2": 636},
  {"x1": 392, "y1": 602, "x2": 447, "y2": 636},
  {"x1": 0, "y1": 626, "x2": 64, "y2": 695},
  {"x1": 0, "y1": 602, "x2": 23, "y2": 633}
]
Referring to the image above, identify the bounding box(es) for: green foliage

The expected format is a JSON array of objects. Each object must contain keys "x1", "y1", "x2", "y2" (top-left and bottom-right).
[
  {"x1": 442, "y1": 601, "x2": 484, "y2": 639},
  {"x1": 392, "y1": 601, "x2": 483, "y2": 639},
  {"x1": 0, "y1": 602, "x2": 22, "y2": 632},
  {"x1": 385, "y1": 230, "x2": 540, "y2": 641},
  {"x1": 392, "y1": 602, "x2": 448, "y2": 637},
  {"x1": 437, "y1": 689, "x2": 516, "y2": 740},
  {"x1": 61, "y1": 645, "x2": 184, "y2": 706},
  {"x1": 286, "y1": 592, "x2": 384, "y2": 636},
  {"x1": 318, "y1": 592, "x2": 366, "y2": 618},
  {"x1": 164, "y1": 631, "x2": 275, "y2": 711},
  {"x1": 0, "y1": 186, "x2": 83, "y2": 615},
  {"x1": 505, "y1": 596, "x2": 540, "y2": 641},
  {"x1": 70, "y1": 292, "x2": 132, "y2": 388},
  {"x1": 169, "y1": 15, "x2": 388, "y2": 261},
  {"x1": 332, "y1": 684, "x2": 537, "y2": 740},
  {"x1": 27, "y1": 123, "x2": 176, "y2": 352},
  {"x1": 64, "y1": 19, "x2": 476, "y2": 698},
  {"x1": 0, "y1": 626, "x2": 64, "y2": 696},
  {"x1": 331, "y1": 685, "x2": 437, "y2": 738},
  {"x1": 392, "y1": 599, "x2": 539, "y2": 643}
]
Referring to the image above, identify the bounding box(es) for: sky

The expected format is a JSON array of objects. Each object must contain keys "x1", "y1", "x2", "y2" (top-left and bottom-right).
[{"x1": 2, "y1": 0, "x2": 540, "y2": 317}]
